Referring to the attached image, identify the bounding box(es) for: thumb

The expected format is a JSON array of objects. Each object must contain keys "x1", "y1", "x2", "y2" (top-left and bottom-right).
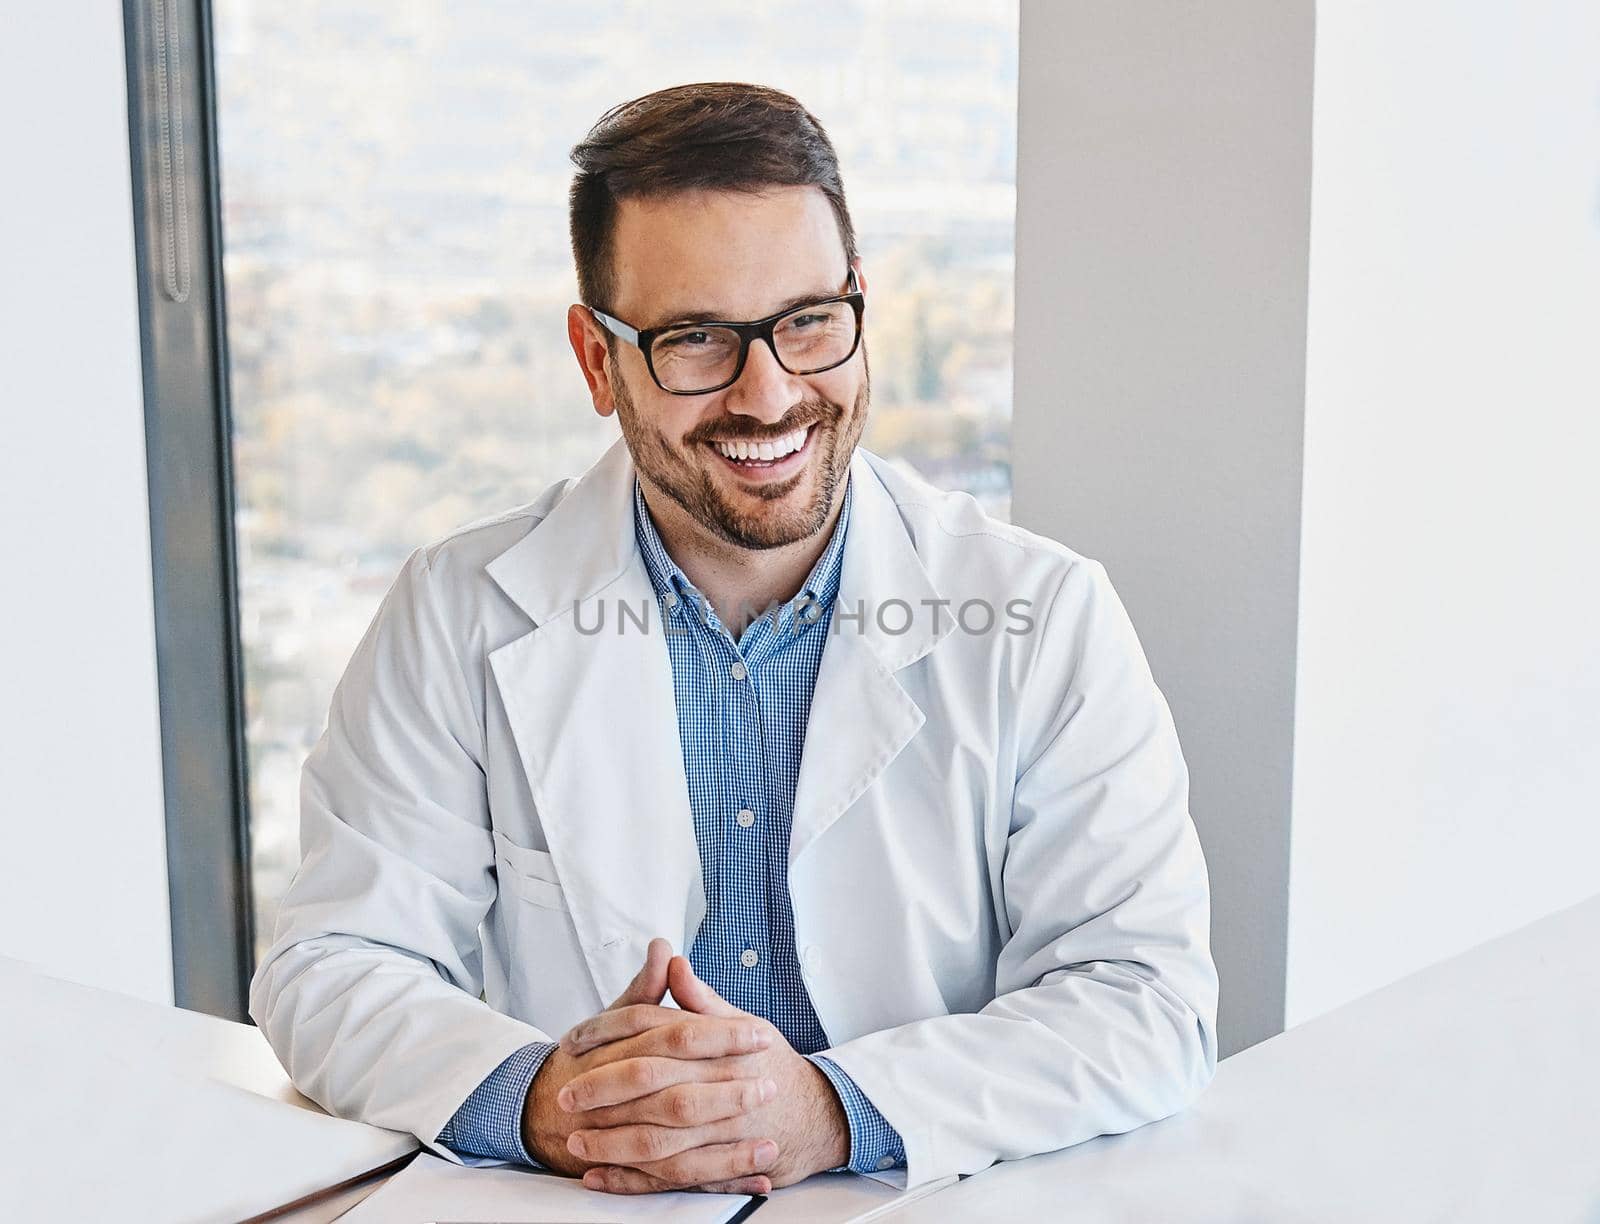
[
  {"x1": 608, "y1": 936, "x2": 672, "y2": 1009},
  {"x1": 667, "y1": 954, "x2": 741, "y2": 1017}
]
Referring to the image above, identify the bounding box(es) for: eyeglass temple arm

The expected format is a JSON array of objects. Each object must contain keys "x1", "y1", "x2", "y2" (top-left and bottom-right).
[{"x1": 588, "y1": 306, "x2": 640, "y2": 347}]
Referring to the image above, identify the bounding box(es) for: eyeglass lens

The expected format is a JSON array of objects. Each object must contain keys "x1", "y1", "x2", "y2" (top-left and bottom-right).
[{"x1": 650, "y1": 300, "x2": 857, "y2": 393}]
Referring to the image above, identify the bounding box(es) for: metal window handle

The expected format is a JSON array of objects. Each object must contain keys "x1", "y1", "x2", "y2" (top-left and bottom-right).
[{"x1": 151, "y1": 0, "x2": 191, "y2": 303}]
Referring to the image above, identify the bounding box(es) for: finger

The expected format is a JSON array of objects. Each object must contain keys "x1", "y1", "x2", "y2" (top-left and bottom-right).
[
  {"x1": 580, "y1": 1076, "x2": 775, "y2": 1130},
  {"x1": 695, "y1": 1176, "x2": 773, "y2": 1195},
  {"x1": 608, "y1": 937, "x2": 673, "y2": 1010},
  {"x1": 631, "y1": 1017, "x2": 771, "y2": 1062},
  {"x1": 559, "y1": 1054, "x2": 762, "y2": 1112},
  {"x1": 666, "y1": 955, "x2": 742, "y2": 1017},
  {"x1": 567, "y1": 1115, "x2": 746, "y2": 1166},
  {"x1": 581, "y1": 1166, "x2": 771, "y2": 1197},
  {"x1": 561, "y1": 1004, "x2": 680, "y2": 1056},
  {"x1": 581, "y1": 1165, "x2": 675, "y2": 1195},
  {"x1": 624, "y1": 1138, "x2": 781, "y2": 1191},
  {"x1": 567, "y1": 1011, "x2": 770, "y2": 1061}
]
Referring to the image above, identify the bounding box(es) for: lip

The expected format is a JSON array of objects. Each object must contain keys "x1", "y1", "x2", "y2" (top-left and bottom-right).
[{"x1": 705, "y1": 424, "x2": 815, "y2": 483}]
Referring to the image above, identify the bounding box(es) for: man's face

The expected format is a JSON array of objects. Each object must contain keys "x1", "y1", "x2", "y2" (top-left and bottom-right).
[{"x1": 570, "y1": 185, "x2": 869, "y2": 551}]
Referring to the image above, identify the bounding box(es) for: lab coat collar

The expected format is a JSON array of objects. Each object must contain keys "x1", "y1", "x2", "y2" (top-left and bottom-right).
[{"x1": 484, "y1": 436, "x2": 639, "y2": 628}]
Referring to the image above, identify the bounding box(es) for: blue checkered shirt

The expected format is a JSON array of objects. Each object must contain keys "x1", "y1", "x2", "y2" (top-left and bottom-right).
[{"x1": 436, "y1": 473, "x2": 905, "y2": 1174}]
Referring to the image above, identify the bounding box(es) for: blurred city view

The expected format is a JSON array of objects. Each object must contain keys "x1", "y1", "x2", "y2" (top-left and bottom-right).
[{"x1": 213, "y1": 0, "x2": 1019, "y2": 963}]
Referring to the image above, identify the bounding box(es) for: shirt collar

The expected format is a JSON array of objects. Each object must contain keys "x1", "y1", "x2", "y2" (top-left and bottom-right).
[{"x1": 632, "y1": 473, "x2": 853, "y2": 632}]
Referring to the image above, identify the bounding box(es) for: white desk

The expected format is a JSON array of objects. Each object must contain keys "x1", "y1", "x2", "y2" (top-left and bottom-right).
[
  {"x1": 7, "y1": 896, "x2": 1598, "y2": 1223},
  {"x1": 0, "y1": 957, "x2": 416, "y2": 1223},
  {"x1": 897, "y1": 894, "x2": 1600, "y2": 1223}
]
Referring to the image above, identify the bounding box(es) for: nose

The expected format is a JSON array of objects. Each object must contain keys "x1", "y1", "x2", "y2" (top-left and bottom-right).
[{"x1": 722, "y1": 334, "x2": 804, "y2": 426}]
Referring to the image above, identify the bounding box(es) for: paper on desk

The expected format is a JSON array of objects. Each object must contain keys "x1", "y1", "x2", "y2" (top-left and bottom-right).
[
  {"x1": 1, "y1": 967, "x2": 416, "y2": 1224},
  {"x1": 342, "y1": 1152, "x2": 956, "y2": 1224},
  {"x1": 341, "y1": 1153, "x2": 753, "y2": 1223},
  {"x1": 757, "y1": 1169, "x2": 956, "y2": 1223}
]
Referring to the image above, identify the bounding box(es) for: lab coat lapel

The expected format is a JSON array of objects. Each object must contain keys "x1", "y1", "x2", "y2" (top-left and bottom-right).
[
  {"x1": 789, "y1": 452, "x2": 954, "y2": 865},
  {"x1": 485, "y1": 439, "x2": 705, "y2": 1006}
]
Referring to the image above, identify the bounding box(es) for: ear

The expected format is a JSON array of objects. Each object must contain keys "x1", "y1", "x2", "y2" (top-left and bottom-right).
[
  {"x1": 850, "y1": 256, "x2": 868, "y2": 297},
  {"x1": 567, "y1": 303, "x2": 618, "y2": 419}
]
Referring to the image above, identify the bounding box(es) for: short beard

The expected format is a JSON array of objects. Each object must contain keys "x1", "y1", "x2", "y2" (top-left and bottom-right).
[{"x1": 611, "y1": 353, "x2": 870, "y2": 551}]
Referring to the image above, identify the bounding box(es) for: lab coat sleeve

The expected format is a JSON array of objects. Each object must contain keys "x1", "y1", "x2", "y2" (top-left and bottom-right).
[
  {"x1": 818, "y1": 557, "x2": 1220, "y2": 1189},
  {"x1": 248, "y1": 545, "x2": 553, "y2": 1163}
]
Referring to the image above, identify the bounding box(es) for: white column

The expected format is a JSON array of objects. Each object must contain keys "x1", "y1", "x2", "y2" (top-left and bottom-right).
[{"x1": 1014, "y1": 0, "x2": 1315, "y2": 1054}]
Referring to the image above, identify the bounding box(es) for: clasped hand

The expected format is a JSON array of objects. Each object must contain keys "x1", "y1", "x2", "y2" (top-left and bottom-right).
[{"x1": 522, "y1": 939, "x2": 849, "y2": 1195}]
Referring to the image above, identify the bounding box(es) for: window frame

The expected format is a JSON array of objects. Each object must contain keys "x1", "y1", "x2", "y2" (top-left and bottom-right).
[{"x1": 123, "y1": 0, "x2": 255, "y2": 1020}]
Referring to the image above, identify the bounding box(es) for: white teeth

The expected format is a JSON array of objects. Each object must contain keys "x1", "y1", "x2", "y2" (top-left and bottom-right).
[{"x1": 714, "y1": 425, "x2": 810, "y2": 462}]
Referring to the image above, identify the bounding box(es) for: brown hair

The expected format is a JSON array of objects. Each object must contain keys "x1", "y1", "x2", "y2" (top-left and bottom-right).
[{"x1": 569, "y1": 82, "x2": 858, "y2": 316}]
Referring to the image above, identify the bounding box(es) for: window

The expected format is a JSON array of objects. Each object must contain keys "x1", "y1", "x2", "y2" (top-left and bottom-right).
[{"x1": 211, "y1": 0, "x2": 1019, "y2": 963}]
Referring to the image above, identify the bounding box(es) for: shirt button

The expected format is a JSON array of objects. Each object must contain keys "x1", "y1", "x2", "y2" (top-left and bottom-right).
[
  {"x1": 730, "y1": 660, "x2": 748, "y2": 681},
  {"x1": 739, "y1": 948, "x2": 760, "y2": 969},
  {"x1": 802, "y1": 946, "x2": 821, "y2": 972},
  {"x1": 663, "y1": 590, "x2": 679, "y2": 609},
  {"x1": 735, "y1": 808, "x2": 756, "y2": 828},
  {"x1": 876, "y1": 1156, "x2": 896, "y2": 1171}
]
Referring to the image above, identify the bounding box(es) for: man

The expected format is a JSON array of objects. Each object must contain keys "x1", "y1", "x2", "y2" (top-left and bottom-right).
[{"x1": 249, "y1": 82, "x2": 1218, "y2": 1197}]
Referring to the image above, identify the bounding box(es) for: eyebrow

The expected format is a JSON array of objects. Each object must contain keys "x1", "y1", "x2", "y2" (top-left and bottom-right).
[{"x1": 644, "y1": 284, "x2": 843, "y2": 331}]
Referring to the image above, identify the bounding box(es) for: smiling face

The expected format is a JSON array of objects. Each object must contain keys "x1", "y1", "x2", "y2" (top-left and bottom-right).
[{"x1": 568, "y1": 185, "x2": 870, "y2": 551}]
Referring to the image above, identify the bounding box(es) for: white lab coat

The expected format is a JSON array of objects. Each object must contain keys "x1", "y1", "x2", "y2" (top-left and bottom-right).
[{"x1": 249, "y1": 438, "x2": 1218, "y2": 1189}]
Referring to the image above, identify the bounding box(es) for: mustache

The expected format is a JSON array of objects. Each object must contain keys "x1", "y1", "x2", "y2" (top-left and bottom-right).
[{"x1": 685, "y1": 401, "x2": 838, "y2": 446}]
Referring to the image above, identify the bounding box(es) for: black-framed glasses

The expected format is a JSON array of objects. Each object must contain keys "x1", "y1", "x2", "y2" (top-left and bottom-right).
[{"x1": 587, "y1": 267, "x2": 865, "y2": 395}]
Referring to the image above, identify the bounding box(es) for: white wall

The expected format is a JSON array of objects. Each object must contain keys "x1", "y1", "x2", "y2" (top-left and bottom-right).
[
  {"x1": 0, "y1": 3, "x2": 173, "y2": 1004},
  {"x1": 1013, "y1": 0, "x2": 1315, "y2": 1055},
  {"x1": 1287, "y1": 0, "x2": 1600, "y2": 1023}
]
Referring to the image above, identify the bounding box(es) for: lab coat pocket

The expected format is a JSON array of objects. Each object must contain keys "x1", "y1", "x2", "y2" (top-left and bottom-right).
[{"x1": 492, "y1": 828, "x2": 569, "y2": 912}]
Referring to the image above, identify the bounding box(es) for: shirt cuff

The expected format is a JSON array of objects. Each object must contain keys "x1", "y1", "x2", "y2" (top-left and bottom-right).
[
  {"x1": 435, "y1": 1040, "x2": 559, "y2": 1165},
  {"x1": 807, "y1": 1053, "x2": 907, "y2": 1174}
]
